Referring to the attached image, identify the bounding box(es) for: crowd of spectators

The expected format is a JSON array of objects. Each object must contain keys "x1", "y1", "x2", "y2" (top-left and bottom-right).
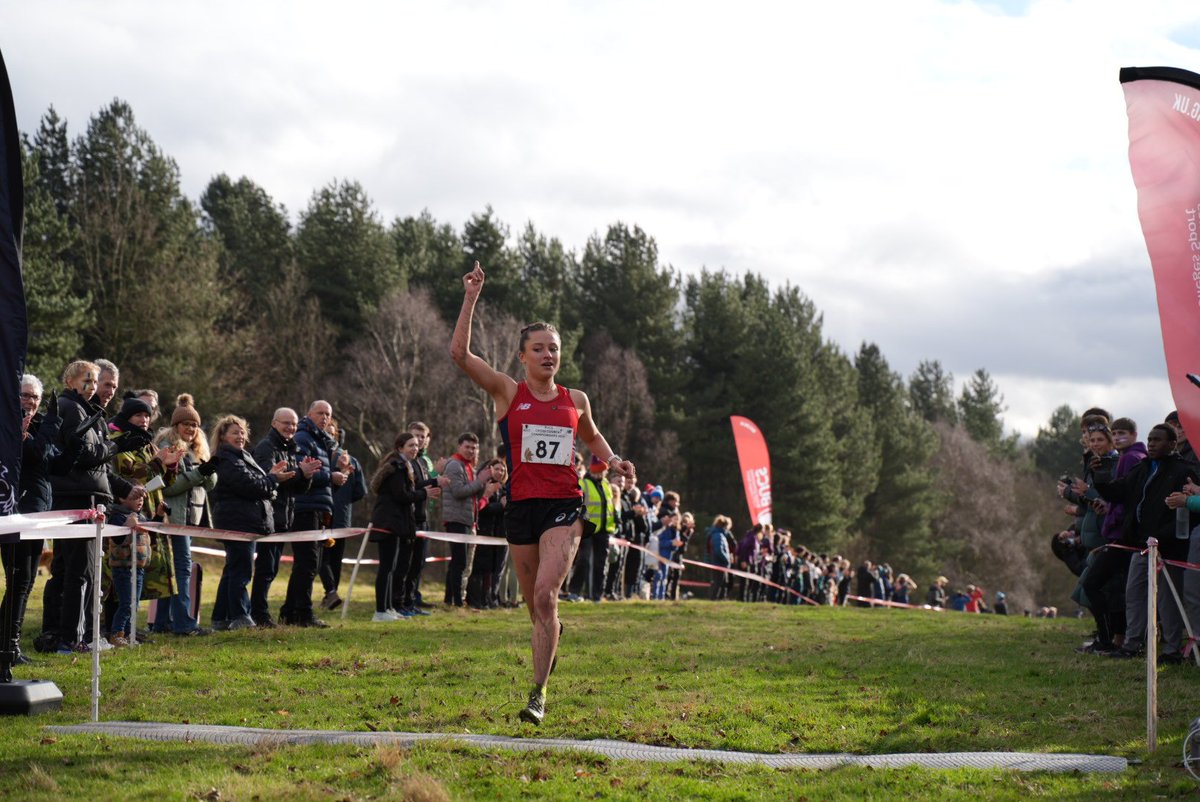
[
  {"x1": 1052, "y1": 406, "x2": 1200, "y2": 665},
  {"x1": 554, "y1": 459, "x2": 1006, "y2": 616},
  {"x1": 2, "y1": 356, "x2": 1010, "y2": 676}
]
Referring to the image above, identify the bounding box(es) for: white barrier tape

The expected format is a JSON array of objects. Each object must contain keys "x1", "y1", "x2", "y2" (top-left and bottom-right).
[
  {"x1": 189, "y1": 545, "x2": 448, "y2": 565},
  {"x1": 137, "y1": 523, "x2": 371, "y2": 543},
  {"x1": 417, "y1": 529, "x2": 507, "y2": 547},
  {"x1": 0, "y1": 508, "x2": 97, "y2": 532},
  {"x1": 611, "y1": 537, "x2": 684, "y2": 570},
  {"x1": 189, "y1": 544, "x2": 379, "y2": 564},
  {"x1": 14, "y1": 523, "x2": 134, "y2": 541}
]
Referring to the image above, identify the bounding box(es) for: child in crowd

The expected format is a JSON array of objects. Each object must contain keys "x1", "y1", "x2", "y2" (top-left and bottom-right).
[{"x1": 106, "y1": 490, "x2": 164, "y2": 647}]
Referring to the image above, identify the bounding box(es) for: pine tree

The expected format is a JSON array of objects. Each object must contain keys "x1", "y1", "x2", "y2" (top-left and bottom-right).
[
  {"x1": 296, "y1": 179, "x2": 400, "y2": 336},
  {"x1": 909, "y1": 359, "x2": 958, "y2": 424},
  {"x1": 19, "y1": 141, "x2": 90, "y2": 383}
]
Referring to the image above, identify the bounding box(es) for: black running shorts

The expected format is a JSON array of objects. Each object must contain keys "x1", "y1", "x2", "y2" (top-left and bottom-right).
[{"x1": 505, "y1": 497, "x2": 588, "y2": 546}]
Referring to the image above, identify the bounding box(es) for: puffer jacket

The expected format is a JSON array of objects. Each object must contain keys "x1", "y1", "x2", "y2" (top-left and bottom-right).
[
  {"x1": 292, "y1": 417, "x2": 337, "y2": 515},
  {"x1": 19, "y1": 411, "x2": 62, "y2": 513},
  {"x1": 369, "y1": 455, "x2": 428, "y2": 543},
  {"x1": 252, "y1": 427, "x2": 313, "y2": 532},
  {"x1": 50, "y1": 388, "x2": 128, "y2": 504},
  {"x1": 209, "y1": 444, "x2": 277, "y2": 535}
]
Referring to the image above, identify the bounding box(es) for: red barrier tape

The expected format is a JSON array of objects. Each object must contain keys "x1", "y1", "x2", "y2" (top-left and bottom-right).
[
  {"x1": 841, "y1": 594, "x2": 945, "y2": 612},
  {"x1": 611, "y1": 537, "x2": 683, "y2": 570},
  {"x1": 1090, "y1": 542, "x2": 1200, "y2": 574},
  {"x1": 677, "y1": 557, "x2": 820, "y2": 605}
]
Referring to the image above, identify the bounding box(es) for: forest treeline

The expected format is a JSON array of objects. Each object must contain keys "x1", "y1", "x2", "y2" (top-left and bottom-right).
[{"x1": 19, "y1": 100, "x2": 1090, "y2": 611}]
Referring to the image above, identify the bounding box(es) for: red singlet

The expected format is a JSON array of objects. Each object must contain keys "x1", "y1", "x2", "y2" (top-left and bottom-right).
[{"x1": 498, "y1": 382, "x2": 581, "y2": 501}]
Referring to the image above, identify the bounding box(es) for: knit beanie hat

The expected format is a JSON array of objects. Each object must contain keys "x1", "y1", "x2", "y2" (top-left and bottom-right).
[
  {"x1": 170, "y1": 393, "x2": 202, "y2": 426},
  {"x1": 116, "y1": 396, "x2": 154, "y2": 421}
]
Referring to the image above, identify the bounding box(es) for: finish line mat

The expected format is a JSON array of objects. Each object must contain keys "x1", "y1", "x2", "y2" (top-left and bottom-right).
[{"x1": 48, "y1": 722, "x2": 1128, "y2": 773}]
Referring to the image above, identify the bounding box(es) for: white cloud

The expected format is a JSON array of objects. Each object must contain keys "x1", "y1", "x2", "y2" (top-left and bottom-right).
[{"x1": 6, "y1": 0, "x2": 1200, "y2": 433}]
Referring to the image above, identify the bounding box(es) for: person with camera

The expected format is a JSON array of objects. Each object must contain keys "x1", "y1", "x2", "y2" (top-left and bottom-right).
[
  {"x1": 250, "y1": 408, "x2": 320, "y2": 628},
  {"x1": 1093, "y1": 422, "x2": 1194, "y2": 663},
  {"x1": 1061, "y1": 417, "x2": 1126, "y2": 653}
]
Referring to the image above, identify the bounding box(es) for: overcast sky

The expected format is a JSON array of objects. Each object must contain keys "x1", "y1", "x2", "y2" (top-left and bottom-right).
[{"x1": 6, "y1": 0, "x2": 1200, "y2": 437}]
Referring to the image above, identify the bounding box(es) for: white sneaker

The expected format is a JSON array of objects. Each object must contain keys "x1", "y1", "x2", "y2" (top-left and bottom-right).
[{"x1": 372, "y1": 610, "x2": 400, "y2": 622}]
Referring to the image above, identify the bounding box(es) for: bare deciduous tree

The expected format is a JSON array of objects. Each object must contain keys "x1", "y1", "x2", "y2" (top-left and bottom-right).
[
  {"x1": 580, "y1": 331, "x2": 680, "y2": 483},
  {"x1": 335, "y1": 289, "x2": 462, "y2": 461}
]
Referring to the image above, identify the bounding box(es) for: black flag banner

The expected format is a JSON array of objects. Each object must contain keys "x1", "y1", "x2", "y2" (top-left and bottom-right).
[{"x1": 0, "y1": 47, "x2": 27, "y2": 516}]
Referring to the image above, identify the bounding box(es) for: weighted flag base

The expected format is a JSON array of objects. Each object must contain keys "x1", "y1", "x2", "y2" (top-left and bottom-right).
[{"x1": 0, "y1": 680, "x2": 63, "y2": 716}]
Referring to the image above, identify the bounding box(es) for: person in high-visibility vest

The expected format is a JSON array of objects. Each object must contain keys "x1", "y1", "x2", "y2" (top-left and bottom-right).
[{"x1": 568, "y1": 456, "x2": 618, "y2": 602}]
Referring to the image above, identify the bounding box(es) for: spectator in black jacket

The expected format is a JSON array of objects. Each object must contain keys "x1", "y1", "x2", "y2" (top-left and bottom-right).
[
  {"x1": 469, "y1": 458, "x2": 508, "y2": 610},
  {"x1": 209, "y1": 415, "x2": 293, "y2": 631},
  {"x1": 40, "y1": 360, "x2": 140, "y2": 654},
  {"x1": 926, "y1": 576, "x2": 948, "y2": 608},
  {"x1": 369, "y1": 432, "x2": 441, "y2": 621},
  {"x1": 319, "y1": 417, "x2": 365, "y2": 611},
  {"x1": 1, "y1": 375, "x2": 60, "y2": 672},
  {"x1": 249, "y1": 408, "x2": 318, "y2": 628}
]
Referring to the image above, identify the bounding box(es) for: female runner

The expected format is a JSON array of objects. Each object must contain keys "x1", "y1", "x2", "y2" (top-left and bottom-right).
[{"x1": 451, "y1": 261, "x2": 635, "y2": 724}]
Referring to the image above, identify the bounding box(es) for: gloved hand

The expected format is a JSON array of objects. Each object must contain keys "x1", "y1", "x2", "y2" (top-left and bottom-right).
[
  {"x1": 197, "y1": 457, "x2": 219, "y2": 477},
  {"x1": 43, "y1": 390, "x2": 60, "y2": 422},
  {"x1": 114, "y1": 428, "x2": 153, "y2": 454},
  {"x1": 74, "y1": 408, "x2": 105, "y2": 436}
]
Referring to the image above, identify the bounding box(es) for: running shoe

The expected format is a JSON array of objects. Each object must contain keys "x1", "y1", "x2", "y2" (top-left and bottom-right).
[{"x1": 518, "y1": 689, "x2": 546, "y2": 725}]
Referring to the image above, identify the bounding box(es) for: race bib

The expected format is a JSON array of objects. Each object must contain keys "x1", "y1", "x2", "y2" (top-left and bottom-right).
[{"x1": 522, "y1": 424, "x2": 573, "y2": 466}]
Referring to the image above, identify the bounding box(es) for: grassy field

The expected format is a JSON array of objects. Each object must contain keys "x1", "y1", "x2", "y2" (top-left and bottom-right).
[{"x1": 2, "y1": 554, "x2": 1200, "y2": 800}]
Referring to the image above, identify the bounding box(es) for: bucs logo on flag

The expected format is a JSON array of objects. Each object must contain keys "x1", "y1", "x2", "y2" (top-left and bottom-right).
[{"x1": 730, "y1": 416, "x2": 772, "y2": 526}]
